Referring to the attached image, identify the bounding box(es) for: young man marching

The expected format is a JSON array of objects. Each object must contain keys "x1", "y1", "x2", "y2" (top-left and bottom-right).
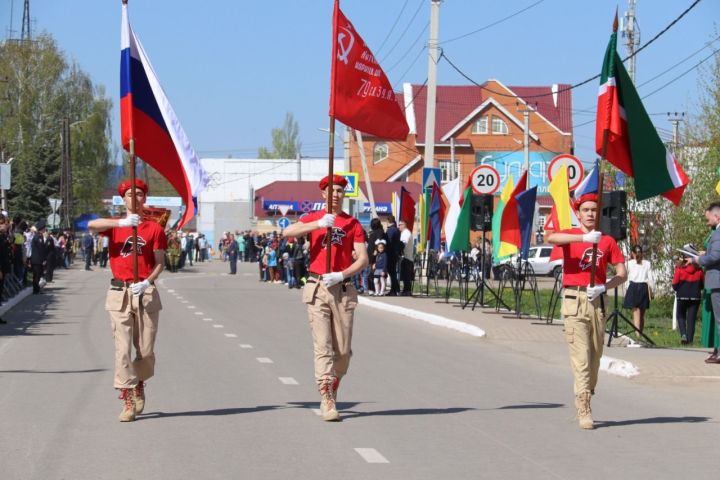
[
  {"x1": 88, "y1": 179, "x2": 166, "y2": 422},
  {"x1": 546, "y1": 193, "x2": 626, "y2": 430},
  {"x1": 283, "y1": 175, "x2": 368, "y2": 421}
]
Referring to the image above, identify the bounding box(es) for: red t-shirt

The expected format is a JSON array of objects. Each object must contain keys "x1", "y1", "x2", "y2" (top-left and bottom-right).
[
  {"x1": 300, "y1": 210, "x2": 365, "y2": 274},
  {"x1": 559, "y1": 228, "x2": 625, "y2": 287},
  {"x1": 105, "y1": 220, "x2": 168, "y2": 281}
]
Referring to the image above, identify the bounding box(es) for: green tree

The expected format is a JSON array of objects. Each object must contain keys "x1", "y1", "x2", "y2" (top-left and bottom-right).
[
  {"x1": 0, "y1": 34, "x2": 112, "y2": 224},
  {"x1": 258, "y1": 112, "x2": 302, "y2": 159}
]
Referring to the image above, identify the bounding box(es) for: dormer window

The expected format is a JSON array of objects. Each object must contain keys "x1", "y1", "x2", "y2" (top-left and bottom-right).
[
  {"x1": 373, "y1": 142, "x2": 389, "y2": 164},
  {"x1": 472, "y1": 115, "x2": 488, "y2": 134},
  {"x1": 491, "y1": 116, "x2": 508, "y2": 134}
]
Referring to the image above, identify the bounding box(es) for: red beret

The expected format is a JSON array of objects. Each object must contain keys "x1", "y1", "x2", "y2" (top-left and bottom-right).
[
  {"x1": 319, "y1": 175, "x2": 348, "y2": 191},
  {"x1": 573, "y1": 193, "x2": 598, "y2": 210},
  {"x1": 118, "y1": 179, "x2": 148, "y2": 197}
]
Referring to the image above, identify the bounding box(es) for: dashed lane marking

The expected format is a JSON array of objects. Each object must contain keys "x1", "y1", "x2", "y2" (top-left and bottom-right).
[
  {"x1": 194, "y1": 312, "x2": 204, "y2": 315},
  {"x1": 187, "y1": 305, "x2": 196, "y2": 309},
  {"x1": 278, "y1": 377, "x2": 298, "y2": 385},
  {"x1": 354, "y1": 448, "x2": 389, "y2": 464},
  {"x1": 256, "y1": 357, "x2": 273, "y2": 363},
  {"x1": 181, "y1": 301, "x2": 189, "y2": 304},
  {"x1": 213, "y1": 324, "x2": 224, "y2": 328},
  {"x1": 167, "y1": 289, "x2": 175, "y2": 293},
  {"x1": 203, "y1": 318, "x2": 213, "y2": 322},
  {"x1": 224, "y1": 333, "x2": 238, "y2": 338},
  {"x1": 239, "y1": 344, "x2": 253, "y2": 349}
]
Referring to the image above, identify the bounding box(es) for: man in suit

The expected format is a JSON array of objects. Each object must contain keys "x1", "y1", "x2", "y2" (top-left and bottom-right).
[
  {"x1": 30, "y1": 222, "x2": 48, "y2": 294},
  {"x1": 385, "y1": 215, "x2": 402, "y2": 296},
  {"x1": 696, "y1": 202, "x2": 720, "y2": 363}
]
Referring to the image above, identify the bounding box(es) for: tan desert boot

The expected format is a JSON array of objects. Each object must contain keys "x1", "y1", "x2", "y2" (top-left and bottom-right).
[
  {"x1": 134, "y1": 381, "x2": 145, "y2": 414},
  {"x1": 576, "y1": 391, "x2": 594, "y2": 430},
  {"x1": 118, "y1": 388, "x2": 136, "y2": 422},
  {"x1": 319, "y1": 379, "x2": 340, "y2": 422}
]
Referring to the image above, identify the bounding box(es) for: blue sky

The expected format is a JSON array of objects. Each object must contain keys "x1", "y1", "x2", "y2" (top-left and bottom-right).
[{"x1": 3, "y1": 0, "x2": 718, "y2": 167}]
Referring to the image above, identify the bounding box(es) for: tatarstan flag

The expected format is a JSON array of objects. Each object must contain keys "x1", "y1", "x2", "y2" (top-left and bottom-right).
[
  {"x1": 595, "y1": 15, "x2": 688, "y2": 205},
  {"x1": 449, "y1": 185, "x2": 472, "y2": 252}
]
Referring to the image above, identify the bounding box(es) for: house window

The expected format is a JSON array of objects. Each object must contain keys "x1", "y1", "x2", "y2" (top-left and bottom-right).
[
  {"x1": 373, "y1": 142, "x2": 389, "y2": 164},
  {"x1": 491, "y1": 116, "x2": 508, "y2": 134},
  {"x1": 472, "y1": 116, "x2": 488, "y2": 134},
  {"x1": 438, "y1": 160, "x2": 458, "y2": 182}
]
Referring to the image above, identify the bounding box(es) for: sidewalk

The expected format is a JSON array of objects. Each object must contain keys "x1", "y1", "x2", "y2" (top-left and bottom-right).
[{"x1": 359, "y1": 291, "x2": 720, "y2": 383}]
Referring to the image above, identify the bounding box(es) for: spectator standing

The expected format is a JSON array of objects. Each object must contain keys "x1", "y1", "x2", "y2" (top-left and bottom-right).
[
  {"x1": 673, "y1": 252, "x2": 703, "y2": 345},
  {"x1": 0, "y1": 215, "x2": 11, "y2": 305},
  {"x1": 44, "y1": 230, "x2": 57, "y2": 283},
  {"x1": 696, "y1": 202, "x2": 720, "y2": 363},
  {"x1": 385, "y1": 215, "x2": 401, "y2": 296},
  {"x1": 100, "y1": 233, "x2": 110, "y2": 268},
  {"x1": 166, "y1": 232, "x2": 181, "y2": 273},
  {"x1": 227, "y1": 233, "x2": 239, "y2": 274},
  {"x1": 238, "y1": 234, "x2": 246, "y2": 262},
  {"x1": 30, "y1": 222, "x2": 48, "y2": 294},
  {"x1": 185, "y1": 234, "x2": 194, "y2": 267},
  {"x1": 292, "y1": 237, "x2": 307, "y2": 288},
  {"x1": 398, "y1": 220, "x2": 414, "y2": 295},
  {"x1": 623, "y1": 245, "x2": 655, "y2": 337},
  {"x1": 373, "y1": 239, "x2": 388, "y2": 295},
  {"x1": 367, "y1": 218, "x2": 386, "y2": 293},
  {"x1": 83, "y1": 232, "x2": 94, "y2": 271}
]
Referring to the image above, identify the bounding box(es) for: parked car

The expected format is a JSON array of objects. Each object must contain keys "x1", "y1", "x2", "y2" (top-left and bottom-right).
[{"x1": 500, "y1": 245, "x2": 563, "y2": 277}]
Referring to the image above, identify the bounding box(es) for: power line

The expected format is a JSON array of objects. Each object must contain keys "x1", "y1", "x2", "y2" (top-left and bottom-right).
[
  {"x1": 440, "y1": 0, "x2": 704, "y2": 100},
  {"x1": 386, "y1": 22, "x2": 429, "y2": 74},
  {"x1": 636, "y1": 33, "x2": 720, "y2": 88},
  {"x1": 439, "y1": 0, "x2": 546, "y2": 45},
  {"x1": 642, "y1": 48, "x2": 719, "y2": 99},
  {"x1": 374, "y1": 0, "x2": 410, "y2": 57},
  {"x1": 379, "y1": 0, "x2": 425, "y2": 64}
]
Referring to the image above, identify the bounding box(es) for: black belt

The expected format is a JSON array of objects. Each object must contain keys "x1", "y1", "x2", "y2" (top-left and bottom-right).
[{"x1": 307, "y1": 272, "x2": 351, "y2": 285}]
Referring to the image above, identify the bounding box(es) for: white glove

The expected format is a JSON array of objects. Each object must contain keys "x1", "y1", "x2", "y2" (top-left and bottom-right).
[
  {"x1": 317, "y1": 214, "x2": 337, "y2": 229},
  {"x1": 119, "y1": 214, "x2": 140, "y2": 227},
  {"x1": 586, "y1": 284, "x2": 606, "y2": 301},
  {"x1": 130, "y1": 279, "x2": 151, "y2": 296},
  {"x1": 322, "y1": 272, "x2": 344, "y2": 288},
  {"x1": 581, "y1": 230, "x2": 601, "y2": 244}
]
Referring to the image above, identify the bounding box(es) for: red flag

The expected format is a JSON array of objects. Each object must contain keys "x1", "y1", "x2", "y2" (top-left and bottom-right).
[
  {"x1": 330, "y1": 0, "x2": 409, "y2": 140},
  {"x1": 399, "y1": 187, "x2": 416, "y2": 232},
  {"x1": 499, "y1": 170, "x2": 528, "y2": 249}
]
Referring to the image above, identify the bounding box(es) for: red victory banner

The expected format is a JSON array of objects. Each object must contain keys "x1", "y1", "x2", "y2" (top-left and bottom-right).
[{"x1": 329, "y1": 0, "x2": 409, "y2": 140}]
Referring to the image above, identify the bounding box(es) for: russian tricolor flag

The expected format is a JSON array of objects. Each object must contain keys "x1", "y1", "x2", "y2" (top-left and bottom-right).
[{"x1": 120, "y1": 3, "x2": 208, "y2": 228}]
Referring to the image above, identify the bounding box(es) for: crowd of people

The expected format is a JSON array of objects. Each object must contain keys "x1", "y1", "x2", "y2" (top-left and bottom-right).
[{"x1": 215, "y1": 215, "x2": 416, "y2": 296}]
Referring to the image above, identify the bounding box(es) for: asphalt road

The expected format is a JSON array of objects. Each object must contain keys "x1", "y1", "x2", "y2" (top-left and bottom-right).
[{"x1": 0, "y1": 261, "x2": 718, "y2": 479}]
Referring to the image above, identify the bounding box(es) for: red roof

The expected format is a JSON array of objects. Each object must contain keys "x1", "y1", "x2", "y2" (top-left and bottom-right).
[{"x1": 410, "y1": 82, "x2": 573, "y2": 144}]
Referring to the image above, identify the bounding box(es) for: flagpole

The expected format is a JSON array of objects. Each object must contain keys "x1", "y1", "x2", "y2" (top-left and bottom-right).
[
  {"x1": 325, "y1": 117, "x2": 336, "y2": 273},
  {"x1": 589, "y1": 129, "x2": 609, "y2": 287}
]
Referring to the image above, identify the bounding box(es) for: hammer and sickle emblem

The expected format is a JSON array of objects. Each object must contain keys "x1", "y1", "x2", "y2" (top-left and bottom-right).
[{"x1": 337, "y1": 25, "x2": 355, "y2": 65}]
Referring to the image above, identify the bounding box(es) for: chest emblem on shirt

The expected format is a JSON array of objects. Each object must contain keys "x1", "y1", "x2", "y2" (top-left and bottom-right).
[
  {"x1": 324, "y1": 227, "x2": 346, "y2": 247},
  {"x1": 120, "y1": 235, "x2": 147, "y2": 257},
  {"x1": 579, "y1": 247, "x2": 603, "y2": 271}
]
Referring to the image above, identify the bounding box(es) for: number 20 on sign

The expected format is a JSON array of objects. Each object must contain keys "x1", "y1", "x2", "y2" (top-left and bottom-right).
[{"x1": 469, "y1": 165, "x2": 500, "y2": 195}]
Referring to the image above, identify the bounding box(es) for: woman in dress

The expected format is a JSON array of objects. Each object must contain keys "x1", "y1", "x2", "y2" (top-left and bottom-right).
[{"x1": 623, "y1": 245, "x2": 654, "y2": 337}]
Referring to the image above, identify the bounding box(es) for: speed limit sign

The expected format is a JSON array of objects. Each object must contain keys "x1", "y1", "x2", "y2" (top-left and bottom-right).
[
  {"x1": 548, "y1": 154, "x2": 585, "y2": 191},
  {"x1": 469, "y1": 165, "x2": 500, "y2": 195}
]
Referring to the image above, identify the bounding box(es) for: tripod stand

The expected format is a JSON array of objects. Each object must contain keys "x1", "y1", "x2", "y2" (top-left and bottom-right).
[
  {"x1": 605, "y1": 287, "x2": 655, "y2": 347},
  {"x1": 545, "y1": 271, "x2": 563, "y2": 324},
  {"x1": 463, "y1": 237, "x2": 510, "y2": 311}
]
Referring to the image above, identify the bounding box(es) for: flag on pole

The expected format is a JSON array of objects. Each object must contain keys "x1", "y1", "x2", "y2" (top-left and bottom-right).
[
  {"x1": 596, "y1": 15, "x2": 688, "y2": 205},
  {"x1": 120, "y1": 3, "x2": 208, "y2": 228},
  {"x1": 547, "y1": 165, "x2": 573, "y2": 231},
  {"x1": 441, "y1": 178, "x2": 461, "y2": 249},
  {"x1": 417, "y1": 193, "x2": 426, "y2": 253},
  {"x1": 516, "y1": 187, "x2": 538, "y2": 259},
  {"x1": 399, "y1": 186, "x2": 416, "y2": 232},
  {"x1": 330, "y1": 0, "x2": 409, "y2": 140},
  {"x1": 492, "y1": 175, "x2": 517, "y2": 260},
  {"x1": 449, "y1": 185, "x2": 473, "y2": 252},
  {"x1": 499, "y1": 170, "x2": 529, "y2": 252},
  {"x1": 573, "y1": 160, "x2": 599, "y2": 198},
  {"x1": 427, "y1": 182, "x2": 445, "y2": 251}
]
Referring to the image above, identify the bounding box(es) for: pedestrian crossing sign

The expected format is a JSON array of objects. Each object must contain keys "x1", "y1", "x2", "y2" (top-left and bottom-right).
[{"x1": 336, "y1": 172, "x2": 359, "y2": 197}]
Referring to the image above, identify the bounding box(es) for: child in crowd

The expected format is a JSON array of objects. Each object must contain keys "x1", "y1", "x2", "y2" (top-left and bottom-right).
[{"x1": 373, "y1": 239, "x2": 388, "y2": 296}]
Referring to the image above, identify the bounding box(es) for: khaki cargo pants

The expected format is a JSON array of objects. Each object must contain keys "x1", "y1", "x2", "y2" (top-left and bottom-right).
[
  {"x1": 105, "y1": 284, "x2": 162, "y2": 389},
  {"x1": 562, "y1": 288, "x2": 606, "y2": 395},
  {"x1": 302, "y1": 279, "x2": 359, "y2": 388}
]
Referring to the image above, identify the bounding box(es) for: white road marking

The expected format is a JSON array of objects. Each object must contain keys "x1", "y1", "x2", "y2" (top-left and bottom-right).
[
  {"x1": 224, "y1": 333, "x2": 238, "y2": 338},
  {"x1": 203, "y1": 318, "x2": 213, "y2": 322},
  {"x1": 194, "y1": 312, "x2": 204, "y2": 315},
  {"x1": 256, "y1": 357, "x2": 273, "y2": 363},
  {"x1": 239, "y1": 344, "x2": 253, "y2": 349},
  {"x1": 181, "y1": 300, "x2": 189, "y2": 304},
  {"x1": 354, "y1": 448, "x2": 389, "y2": 464},
  {"x1": 167, "y1": 289, "x2": 175, "y2": 293},
  {"x1": 278, "y1": 377, "x2": 298, "y2": 385},
  {"x1": 312, "y1": 408, "x2": 322, "y2": 416},
  {"x1": 213, "y1": 324, "x2": 224, "y2": 328},
  {"x1": 187, "y1": 305, "x2": 196, "y2": 309}
]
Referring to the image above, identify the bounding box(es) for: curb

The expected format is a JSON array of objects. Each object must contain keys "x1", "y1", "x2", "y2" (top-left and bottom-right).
[
  {"x1": 359, "y1": 296, "x2": 486, "y2": 338},
  {"x1": 600, "y1": 355, "x2": 639, "y2": 378}
]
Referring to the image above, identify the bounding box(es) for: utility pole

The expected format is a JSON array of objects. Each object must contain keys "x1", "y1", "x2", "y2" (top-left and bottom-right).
[
  {"x1": 423, "y1": 0, "x2": 441, "y2": 168},
  {"x1": 668, "y1": 112, "x2": 685, "y2": 158},
  {"x1": 60, "y1": 117, "x2": 69, "y2": 227},
  {"x1": 622, "y1": 0, "x2": 640, "y2": 84},
  {"x1": 21, "y1": 0, "x2": 30, "y2": 43}
]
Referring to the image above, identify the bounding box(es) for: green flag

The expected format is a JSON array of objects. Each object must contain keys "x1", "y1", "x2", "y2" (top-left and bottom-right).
[{"x1": 449, "y1": 187, "x2": 472, "y2": 252}]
